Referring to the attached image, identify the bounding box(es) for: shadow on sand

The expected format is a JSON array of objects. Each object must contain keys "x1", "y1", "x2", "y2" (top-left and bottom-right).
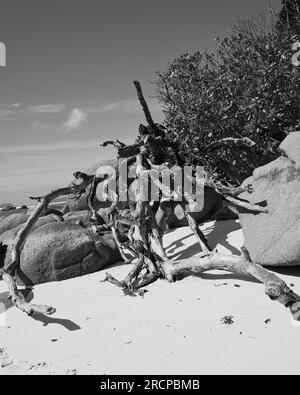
[
  {"x1": 266, "y1": 265, "x2": 300, "y2": 279},
  {"x1": 166, "y1": 220, "x2": 241, "y2": 260},
  {"x1": 31, "y1": 313, "x2": 81, "y2": 331},
  {"x1": 0, "y1": 287, "x2": 81, "y2": 331},
  {"x1": 166, "y1": 220, "x2": 300, "y2": 284}
]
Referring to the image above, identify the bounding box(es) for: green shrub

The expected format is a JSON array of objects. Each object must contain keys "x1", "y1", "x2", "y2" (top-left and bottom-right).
[{"x1": 155, "y1": 7, "x2": 300, "y2": 185}]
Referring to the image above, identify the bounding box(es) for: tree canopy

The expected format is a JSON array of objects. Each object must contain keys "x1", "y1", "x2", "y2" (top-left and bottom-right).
[{"x1": 155, "y1": 9, "x2": 300, "y2": 185}]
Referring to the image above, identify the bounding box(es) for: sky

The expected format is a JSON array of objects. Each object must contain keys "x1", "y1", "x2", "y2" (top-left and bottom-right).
[{"x1": 0, "y1": 0, "x2": 281, "y2": 205}]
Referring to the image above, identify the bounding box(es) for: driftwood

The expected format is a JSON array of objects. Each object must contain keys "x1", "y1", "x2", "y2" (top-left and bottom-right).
[
  {"x1": 0, "y1": 177, "x2": 91, "y2": 316},
  {"x1": 1, "y1": 81, "x2": 299, "y2": 321},
  {"x1": 96, "y1": 83, "x2": 300, "y2": 315},
  {"x1": 100, "y1": 153, "x2": 299, "y2": 313},
  {"x1": 133, "y1": 81, "x2": 157, "y2": 132},
  {"x1": 162, "y1": 248, "x2": 300, "y2": 309}
]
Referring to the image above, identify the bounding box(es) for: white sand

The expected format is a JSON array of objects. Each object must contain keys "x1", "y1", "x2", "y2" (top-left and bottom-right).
[{"x1": 1, "y1": 219, "x2": 300, "y2": 375}]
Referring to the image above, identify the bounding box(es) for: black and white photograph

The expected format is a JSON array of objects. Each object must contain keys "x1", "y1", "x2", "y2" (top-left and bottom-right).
[{"x1": 0, "y1": 0, "x2": 300, "y2": 378}]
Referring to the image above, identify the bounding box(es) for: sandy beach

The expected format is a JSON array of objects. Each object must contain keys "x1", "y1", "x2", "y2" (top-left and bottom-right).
[{"x1": 1, "y1": 219, "x2": 299, "y2": 376}]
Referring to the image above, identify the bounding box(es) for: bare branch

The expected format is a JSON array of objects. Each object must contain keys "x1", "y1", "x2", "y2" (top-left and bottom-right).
[
  {"x1": 99, "y1": 139, "x2": 126, "y2": 149},
  {"x1": 162, "y1": 251, "x2": 300, "y2": 308},
  {"x1": 223, "y1": 195, "x2": 268, "y2": 213},
  {"x1": 133, "y1": 80, "x2": 156, "y2": 131},
  {"x1": 2, "y1": 272, "x2": 56, "y2": 316},
  {"x1": 2, "y1": 179, "x2": 91, "y2": 316}
]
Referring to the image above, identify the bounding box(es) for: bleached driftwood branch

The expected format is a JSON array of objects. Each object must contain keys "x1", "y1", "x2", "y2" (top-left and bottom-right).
[
  {"x1": 98, "y1": 81, "x2": 299, "y2": 315},
  {"x1": 1, "y1": 179, "x2": 91, "y2": 316},
  {"x1": 162, "y1": 248, "x2": 300, "y2": 309}
]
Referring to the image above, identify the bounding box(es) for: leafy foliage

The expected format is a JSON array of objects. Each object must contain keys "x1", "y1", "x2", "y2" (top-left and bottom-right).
[
  {"x1": 277, "y1": 0, "x2": 300, "y2": 34},
  {"x1": 155, "y1": 11, "x2": 300, "y2": 185}
]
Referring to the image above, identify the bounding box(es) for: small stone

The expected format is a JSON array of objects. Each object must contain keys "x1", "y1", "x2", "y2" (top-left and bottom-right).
[
  {"x1": 221, "y1": 315, "x2": 234, "y2": 326},
  {"x1": 138, "y1": 289, "x2": 148, "y2": 297},
  {"x1": 66, "y1": 369, "x2": 77, "y2": 375}
]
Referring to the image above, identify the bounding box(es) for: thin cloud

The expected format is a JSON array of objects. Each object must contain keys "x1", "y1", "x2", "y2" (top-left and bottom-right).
[
  {"x1": 62, "y1": 108, "x2": 88, "y2": 132},
  {"x1": 28, "y1": 104, "x2": 66, "y2": 114},
  {"x1": 0, "y1": 98, "x2": 162, "y2": 122},
  {"x1": 0, "y1": 103, "x2": 65, "y2": 120},
  {"x1": 0, "y1": 139, "x2": 100, "y2": 154},
  {"x1": 0, "y1": 109, "x2": 16, "y2": 118},
  {"x1": 32, "y1": 120, "x2": 51, "y2": 132},
  {"x1": 0, "y1": 103, "x2": 20, "y2": 119},
  {"x1": 87, "y1": 98, "x2": 162, "y2": 115}
]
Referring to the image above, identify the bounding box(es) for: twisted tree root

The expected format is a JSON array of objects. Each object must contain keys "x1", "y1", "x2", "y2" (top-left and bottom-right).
[
  {"x1": 101, "y1": 245, "x2": 300, "y2": 312},
  {"x1": 99, "y1": 81, "x2": 297, "y2": 315}
]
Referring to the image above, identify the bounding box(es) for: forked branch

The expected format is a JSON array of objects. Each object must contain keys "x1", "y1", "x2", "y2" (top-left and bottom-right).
[{"x1": 1, "y1": 179, "x2": 91, "y2": 316}]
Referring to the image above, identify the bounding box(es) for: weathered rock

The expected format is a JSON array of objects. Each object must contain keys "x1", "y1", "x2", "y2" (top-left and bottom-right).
[
  {"x1": 64, "y1": 159, "x2": 118, "y2": 213},
  {"x1": 280, "y1": 131, "x2": 300, "y2": 166},
  {"x1": 65, "y1": 193, "x2": 112, "y2": 213},
  {"x1": 0, "y1": 221, "x2": 121, "y2": 286},
  {"x1": 0, "y1": 213, "x2": 59, "y2": 237},
  {"x1": 0, "y1": 213, "x2": 29, "y2": 235},
  {"x1": 168, "y1": 187, "x2": 223, "y2": 227},
  {"x1": 239, "y1": 155, "x2": 300, "y2": 266},
  {"x1": 63, "y1": 210, "x2": 94, "y2": 227}
]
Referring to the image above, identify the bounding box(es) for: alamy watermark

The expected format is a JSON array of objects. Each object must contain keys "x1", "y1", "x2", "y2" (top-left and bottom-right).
[
  {"x1": 0, "y1": 42, "x2": 6, "y2": 67},
  {"x1": 89, "y1": 160, "x2": 205, "y2": 211}
]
